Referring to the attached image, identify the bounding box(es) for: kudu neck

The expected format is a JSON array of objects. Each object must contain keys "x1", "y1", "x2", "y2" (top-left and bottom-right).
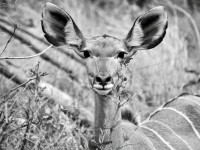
[{"x1": 94, "y1": 92, "x2": 122, "y2": 146}]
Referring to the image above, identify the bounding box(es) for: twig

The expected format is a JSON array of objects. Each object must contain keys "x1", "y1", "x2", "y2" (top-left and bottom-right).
[
  {"x1": 0, "y1": 45, "x2": 53, "y2": 60},
  {"x1": 0, "y1": 24, "x2": 17, "y2": 56},
  {"x1": 0, "y1": 73, "x2": 48, "y2": 105},
  {"x1": 43, "y1": 126, "x2": 66, "y2": 150},
  {"x1": 5, "y1": 102, "x2": 8, "y2": 123},
  {"x1": 1, "y1": 123, "x2": 28, "y2": 138},
  {"x1": 119, "y1": 91, "x2": 138, "y2": 107},
  {"x1": 20, "y1": 121, "x2": 29, "y2": 150},
  {"x1": 20, "y1": 101, "x2": 31, "y2": 150}
]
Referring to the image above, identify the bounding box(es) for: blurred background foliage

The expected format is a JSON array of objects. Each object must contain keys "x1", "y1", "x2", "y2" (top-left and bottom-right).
[{"x1": 1, "y1": 0, "x2": 200, "y2": 149}]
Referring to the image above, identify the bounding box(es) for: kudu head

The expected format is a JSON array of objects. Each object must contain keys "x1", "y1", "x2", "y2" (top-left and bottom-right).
[{"x1": 42, "y1": 2, "x2": 167, "y2": 95}]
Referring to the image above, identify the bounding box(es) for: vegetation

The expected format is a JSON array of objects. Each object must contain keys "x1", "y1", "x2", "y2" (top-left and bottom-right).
[{"x1": 0, "y1": 0, "x2": 200, "y2": 149}]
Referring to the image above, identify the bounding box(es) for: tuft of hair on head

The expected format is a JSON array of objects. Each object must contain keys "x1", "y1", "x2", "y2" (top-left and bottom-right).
[{"x1": 121, "y1": 106, "x2": 141, "y2": 126}]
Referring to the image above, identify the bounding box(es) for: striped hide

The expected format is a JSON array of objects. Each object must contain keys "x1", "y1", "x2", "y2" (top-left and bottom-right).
[{"x1": 139, "y1": 94, "x2": 200, "y2": 150}]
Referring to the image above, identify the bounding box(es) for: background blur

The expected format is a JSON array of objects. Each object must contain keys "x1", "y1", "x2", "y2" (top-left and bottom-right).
[{"x1": 0, "y1": 0, "x2": 200, "y2": 149}]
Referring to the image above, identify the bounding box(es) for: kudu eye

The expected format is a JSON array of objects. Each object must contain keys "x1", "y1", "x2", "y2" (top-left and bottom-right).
[
  {"x1": 83, "y1": 51, "x2": 90, "y2": 59},
  {"x1": 117, "y1": 52, "x2": 126, "y2": 59}
]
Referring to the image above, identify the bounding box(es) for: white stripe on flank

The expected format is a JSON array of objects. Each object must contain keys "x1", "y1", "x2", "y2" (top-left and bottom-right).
[
  {"x1": 162, "y1": 107, "x2": 200, "y2": 141},
  {"x1": 149, "y1": 120, "x2": 193, "y2": 150},
  {"x1": 137, "y1": 129, "x2": 156, "y2": 150},
  {"x1": 120, "y1": 123, "x2": 156, "y2": 150},
  {"x1": 141, "y1": 106, "x2": 163, "y2": 124},
  {"x1": 179, "y1": 96, "x2": 200, "y2": 108},
  {"x1": 141, "y1": 125, "x2": 175, "y2": 150}
]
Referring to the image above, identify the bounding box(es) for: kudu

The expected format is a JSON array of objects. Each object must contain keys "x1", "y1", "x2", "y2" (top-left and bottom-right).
[{"x1": 41, "y1": 2, "x2": 200, "y2": 150}]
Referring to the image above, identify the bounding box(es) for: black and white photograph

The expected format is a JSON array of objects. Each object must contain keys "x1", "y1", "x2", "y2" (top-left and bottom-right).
[{"x1": 0, "y1": 0, "x2": 200, "y2": 149}]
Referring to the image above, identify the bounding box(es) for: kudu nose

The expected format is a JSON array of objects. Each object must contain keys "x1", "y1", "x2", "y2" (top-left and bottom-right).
[{"x1": 95, "y1": 75, "x2": 112, "y2": 86}]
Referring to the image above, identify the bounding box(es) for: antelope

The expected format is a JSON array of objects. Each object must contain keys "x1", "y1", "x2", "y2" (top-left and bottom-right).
[{"x1": 41, "y1": 2, "x2": 200, "y2": 150}]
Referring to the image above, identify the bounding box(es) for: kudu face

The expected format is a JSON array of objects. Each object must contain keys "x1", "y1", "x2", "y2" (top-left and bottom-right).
[
  {"x1": 42, "y1": 2, "x2": 168, "y2": 95},
  {"x1": 82, "y1": 36, "x2": 128, "y2": 95}
]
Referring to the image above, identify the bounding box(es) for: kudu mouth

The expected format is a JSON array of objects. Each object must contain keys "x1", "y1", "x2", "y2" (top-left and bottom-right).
[
  {"x1": 91, "y1": 74, "x2": 115, "y2": 95},
  {"x1": 91, "y1": 75, "x2": 113, "y2": 95},
  {"x1": 93, "y1": 83, "x2": 114, "y2": 95}
]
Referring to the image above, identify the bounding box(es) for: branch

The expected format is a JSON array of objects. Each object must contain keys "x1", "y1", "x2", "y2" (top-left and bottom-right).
[
  {"x1": 0, "y1": 17, "x2": 84, "y2": 65},
  {"x1": 0, "y1": 45, "x2": 53, "y2": 60},
  {"x1": 119, "y1": 91, "x2": 138, "y2": 108},
  {"x1": 0, "y1": 73, "x2": 48, "y2": 105},
  {"x1": 0, "y1": 24, "x2": 78, "y2": 82},
  {"x1": 0, "y1": 24, "x2": 17, "y2": 56}
]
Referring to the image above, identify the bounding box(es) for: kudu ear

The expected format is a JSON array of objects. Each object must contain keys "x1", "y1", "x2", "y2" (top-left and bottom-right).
[
  {"x1": 41, "y1": 2, "x2": 85, "y2": 56},
  {"x1": 124, "y1": 6, "x2": 168, "y2": 52}
]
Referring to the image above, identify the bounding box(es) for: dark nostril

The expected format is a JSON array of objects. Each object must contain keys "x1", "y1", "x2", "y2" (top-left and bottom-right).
[
  {"x1": 105, "y1": 76, "x2": 111, "y2": 82},
  {"x1": 95, "y1": 76, "x2": 112, "y2": 85},
  {"x1": 95, "y1": 76, "x2": 102, "y2": 83}
]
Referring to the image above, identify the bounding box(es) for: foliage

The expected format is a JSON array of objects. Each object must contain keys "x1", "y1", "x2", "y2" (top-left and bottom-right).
[{"x1": 0, "y1": 63, "x2": 90, "y2": 149}]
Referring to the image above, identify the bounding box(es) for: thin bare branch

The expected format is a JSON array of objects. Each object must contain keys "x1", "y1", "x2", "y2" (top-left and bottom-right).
[
  {"x1": 119, "y1": 91, "x2": 138, "y2": 107},
  {"x1": 0, "y1": 25, "x2": 17, "y2": 56},
  {"x1": 0, "y1": 45, "x2": 53, "y2": 60}
]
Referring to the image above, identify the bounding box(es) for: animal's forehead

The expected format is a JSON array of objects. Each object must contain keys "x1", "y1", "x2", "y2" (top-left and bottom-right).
[{"x1": 84, "y1": 36, "x2": 125, "y2": 57}]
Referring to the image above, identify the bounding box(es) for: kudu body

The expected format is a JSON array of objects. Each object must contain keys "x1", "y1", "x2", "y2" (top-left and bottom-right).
[{"x1": 41, "y1": 3, "x2": 200, "y2": 150}]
